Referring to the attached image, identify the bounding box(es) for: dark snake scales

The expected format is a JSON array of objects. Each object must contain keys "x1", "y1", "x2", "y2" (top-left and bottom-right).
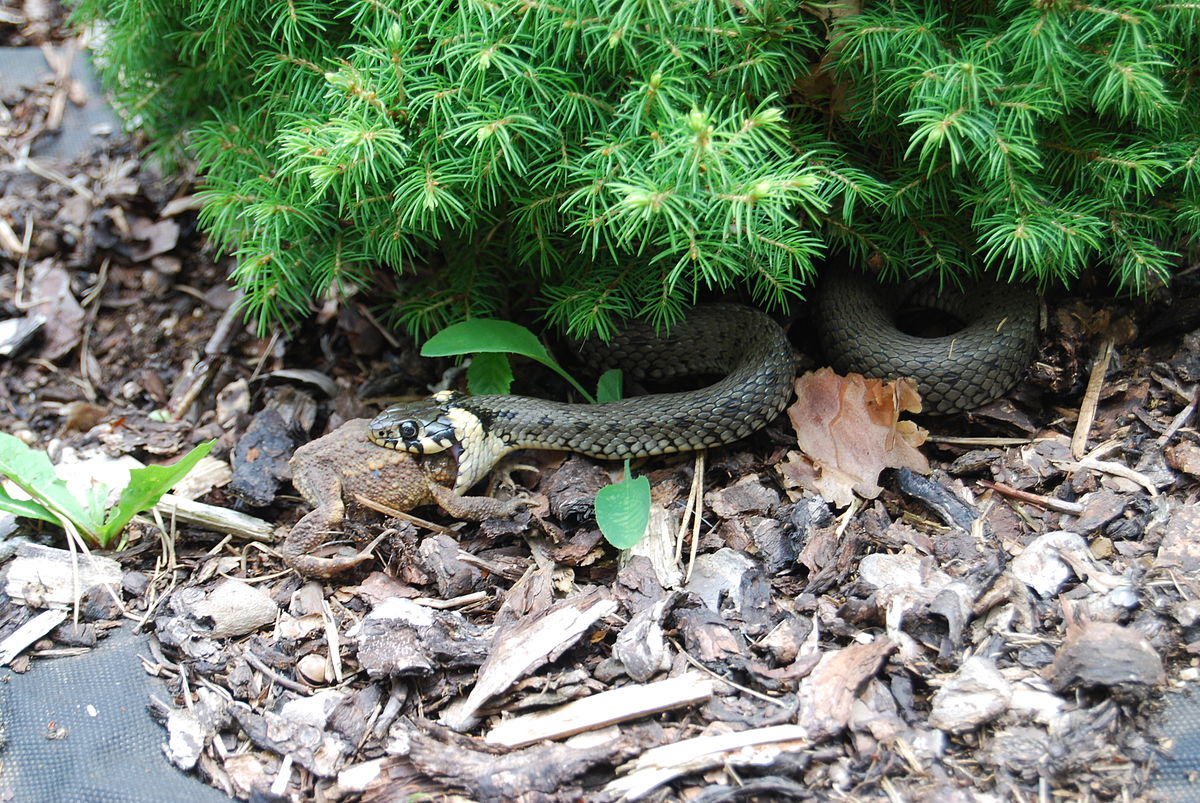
[{"x1": 369, "y1": 277, "x2": 1038, "y2": 491}]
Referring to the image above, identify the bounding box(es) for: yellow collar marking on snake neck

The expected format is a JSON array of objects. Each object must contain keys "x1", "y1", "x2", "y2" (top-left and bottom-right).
[{"x1": 443, "y1": 406, "x2": 514, "y2": 493}]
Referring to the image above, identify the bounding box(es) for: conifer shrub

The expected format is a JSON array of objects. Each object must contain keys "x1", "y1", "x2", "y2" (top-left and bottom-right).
[{"x1": 73, "y1": 0, "x2": 1200, "y2": 337}]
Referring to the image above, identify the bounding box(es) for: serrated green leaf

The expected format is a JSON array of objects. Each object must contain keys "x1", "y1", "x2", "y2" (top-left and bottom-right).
[
  {"x1": 596, "y1": 368, "x2": 623, "y2": 403},
  {"x1": 97, "y1": 440, "x2": 215, "y2": 547},
  {"x1": 466, "y1": 351, "x2": 514, "y2": 394},
  {"x1": 595, "y1": 461, "x2": 651, "y2": 549}
]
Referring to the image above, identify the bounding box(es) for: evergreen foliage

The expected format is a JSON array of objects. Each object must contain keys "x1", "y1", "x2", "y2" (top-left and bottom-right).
[{"x1": 74, "y1": 0, "x2": 1200, "y2": 337}]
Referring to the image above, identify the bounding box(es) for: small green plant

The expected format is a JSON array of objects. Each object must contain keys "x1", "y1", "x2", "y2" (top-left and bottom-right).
[
  {"x1": 417, "y1": 318, "x2": 651, "y2": 547},
  {"x1": 594, "y1": 460, "x2": 652, "y2": 549},
  {"x1": 0, "y1": 434, "x2": 214, "y2": 548},
  {"x1": 422, "y1": 318, "x2": 598, "y2": 400}
]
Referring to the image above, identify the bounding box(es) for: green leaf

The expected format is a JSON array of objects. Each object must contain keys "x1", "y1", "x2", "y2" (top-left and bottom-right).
[
  {"x1": 423, "y1": 318, "x2": 553, "y2": 360},
  {"x1": 0, "y1": 432, "x2": 100, "y2": 540},
  {"x1": 422, "y1": 318, "x2": 596, "y2": 402},
  {"x1": 466, "y1": 352, "x2": 514, "y2": 395},
  {"x1": 97, "y1": 440, "x2": 215, "y2": 547},
  {"x1": 596, "y1": 369, "x2": 624, "y2": 403},
  {"x1": 0, "y1": 485, "x2": 60, "y2": 525},
  {"x1": 595, "y1": 461, "x2": 651, "y2": 549}
]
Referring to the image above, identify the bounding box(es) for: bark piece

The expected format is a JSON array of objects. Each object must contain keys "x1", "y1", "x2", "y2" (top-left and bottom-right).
[
  {"x1": 353, "y1": 597, "x2": 493, "y2": 679},
  {"x1": 1048, "y1": 621, "x2": 1165, "y2": 696},
  {"x1": 1011, "y1": 530, "x2": 1124, "y2": 597},
  {"x1": 27, "y1": 259, "x2": 84, "y2": 359},
  {"x1": 231, "y1": 706, "x2": 351, "y2": 777},
  {"x1": 1152, "y1": 504, "x2": 1200, "y2": 573},
  {"x1": 705, "y1": 475, "x2": 781, "y2": 518},
  {"x1": 228, "y1": 407, "x2": 295, "y2": 507},
  {"x1": 928, "y1": 656, "x2": 1012, "y2": 734},
  {"x1": 796, "y1": 638, "x2": 895, "y2": 742},
  {"x1": 5, "y1": 541, "x2": 122, "y2": 607},
  {"x1": 685, "y1": 546, "x2": 771, "y2": 627},
  {"x1": 485, "y1": 673, "x2": 715, "y2": 748},
  {"x1": 544, "y1": 454, "x2": 610, "y2": 521},
  {"x1": 417, "y1": 533, "x2": 483, "y2": 598},
  {"x1": 675, "y1": 606, "x2": 744, "y2": 663},
  {"x1": 613, "y1": 591, "x2": 680, "y2": 682},
  {"x1": 606, "y1": 724, "x2": 812, "y2": 800},
  {"x1": 442, "y1": 589, "x2": 618, "y2": 730},
  {"x1": 407, "y1": 723, "x2": 623, "y2": 801},
  {"x1": 183, "y1": 578, "x2": 279, "y2": 638}
]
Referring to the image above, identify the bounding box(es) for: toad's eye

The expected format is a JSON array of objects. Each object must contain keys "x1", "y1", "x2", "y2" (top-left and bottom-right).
[{"x1": 398, "y1": 420, "x2": 420, "y2": 441}]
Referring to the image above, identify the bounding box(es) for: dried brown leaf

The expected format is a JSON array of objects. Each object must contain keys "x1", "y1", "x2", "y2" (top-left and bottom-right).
[
  {"x1": 28, "y1": 259, "x2": 84, "y2": 360},
  {"x1": 779, "y1": 369, "x2": 929, "y2": 506}
]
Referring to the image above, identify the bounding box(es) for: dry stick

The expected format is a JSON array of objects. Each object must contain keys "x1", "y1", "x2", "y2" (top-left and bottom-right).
[
  {"x1": 412, "y1": 591, "x2": 490, "y2": 609},
  {"x1": 925, "y1": 435, "x2": 1034, "y2": 447},
  {"x1": 165, "y1": 290, "x2": 246, "y2": 419},
  {"x1": 321, "y1": 598, "x2": 344, "y2": 684},
  {"x1": 684, "y1": 449, "x2": 706, "y2": 584},
  {"x1": 978, "y1": 479, "x2": 1085, "y2": 515},
  {"x1": 0, "y1": 138, "x2": 97, "y2": 202},
  {"x1": 668, "y1": 637, "x2": 790, "y2": 709},
  {"x1": 0, "y1": 217, "x2": 24, "y2": 255},
  {"x1": 353, "y1": 493, "x2": 458, "y2": 535},
  {"x1": 41, "y1": 39, "x2": 78, "y2": 132},
  {"x1": 674, "y1": 451, "x2": 702, "y2": 566},
  {"x1": 1159, "y1": 384, "x2": 1200, "y2": 446},
  {"x1": 244, "y1": 648, "x2": 311, "y2": 695},
  {"x1": 1071, "y1": 338, "x2": 1114, "y2": 460},
  {"x1": 1053, "y1": 456, "x2": 1159, "y2": 497},
  {"x1": 673, "y1": 469, "x2": 694, "y2": 566}
]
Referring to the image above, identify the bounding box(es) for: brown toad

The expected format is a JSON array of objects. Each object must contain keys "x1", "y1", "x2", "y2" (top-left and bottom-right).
[{"x1": 283, "y1": 419, "x2": 520, "y2": 577}]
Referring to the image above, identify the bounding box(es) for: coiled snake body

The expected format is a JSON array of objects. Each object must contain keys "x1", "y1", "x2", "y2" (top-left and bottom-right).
[
  {"x1": 817, "y1": 270, "x2": 1039, "y2": 414},
  {"x1": 369, "y1": 277, "x2": 1038, "y2": 492}
]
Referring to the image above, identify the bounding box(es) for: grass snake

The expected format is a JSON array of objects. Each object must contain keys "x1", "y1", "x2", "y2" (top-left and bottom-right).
[
  {"x1": 369, "y1": 277, "x2": 1038, "y2": 492},
  {"x1": 817, "y1": 269, "x2": 1039, "y2": 414}
]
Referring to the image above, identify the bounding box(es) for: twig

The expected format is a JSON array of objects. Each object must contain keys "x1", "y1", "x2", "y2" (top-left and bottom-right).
[
  {"x1": 1071, "y1": 338, "x2": 1113, "y2": 459},
  {"x1": 977, "y1": 479, "x2": 1085, "y2": 515},
  {"x1": 669, "y1": 638, "x2": 791, "y2": 709},
  {"x1": 1052, "y1": 457, "x2": 1159, "y2": 497},
  {"x1": 353, "y1": 493, "x2": 457, "y2": 535},
  {"x1": 244, "y1": 648, "x2": 312, "y2": 695},
  {"x1": 321, "y1": 598, "x2": 344, "y2": 685},
  {"x1": 1152, "y1": 371, "x2": 1196, "y2": 405},
  {"x1": 0, "y1": 138, "x2": 97, "y2": 202},
  {"x1": 165, "y1": 290, "x2": 246, "y2": 419},
  {"x1": 924, "y1": 435, "x2": 1034, "y2": 447},
  {"x1": 684, "y1": 450, "x2": 705, "y2": 584},
  {"x1": 674, "y1": 455, "x2": 699, "y2": 566},
  {"x1": 1158, "y1": 384, "x2": 1200, "y2": 446},
  {"x1": 412, "y1": 591, "x2": 490, "y2": 609}
]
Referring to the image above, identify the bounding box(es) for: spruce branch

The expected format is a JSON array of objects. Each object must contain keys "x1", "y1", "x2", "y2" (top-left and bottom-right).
[{"x1": 74, "y1": 0, "x2": 1200, "y2": 337}]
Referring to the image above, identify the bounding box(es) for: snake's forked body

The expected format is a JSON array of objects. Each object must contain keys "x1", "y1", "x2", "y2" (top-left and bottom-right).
[{"x1": 368, "y1": 304, "x2": 796, "y2": 493}]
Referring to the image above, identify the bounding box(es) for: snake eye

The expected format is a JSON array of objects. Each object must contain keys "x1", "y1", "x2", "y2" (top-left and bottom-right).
[{"x1": 398, "y1": 420, "x2": 420, "y2": 441}]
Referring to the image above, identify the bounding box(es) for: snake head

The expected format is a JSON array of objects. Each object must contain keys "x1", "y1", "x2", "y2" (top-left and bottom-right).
[{"x1": 368, "y1": 391, "x2": 463, "y2": 455}]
